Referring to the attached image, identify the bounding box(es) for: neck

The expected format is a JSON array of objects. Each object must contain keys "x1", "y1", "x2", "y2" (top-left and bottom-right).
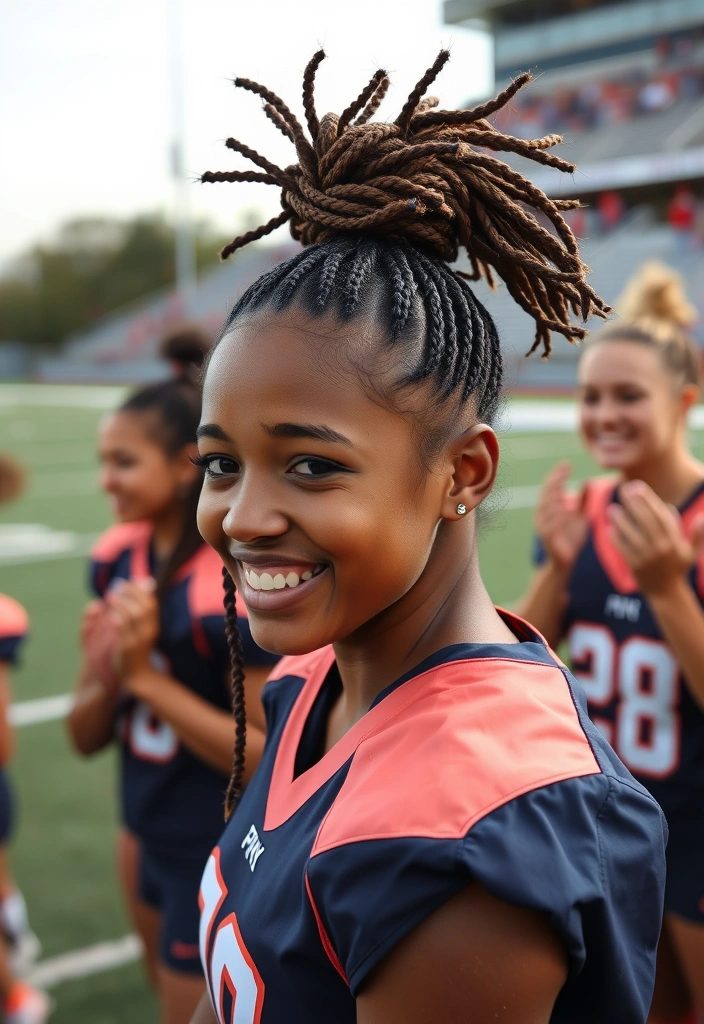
[
  {"x1": 150, "y1": 502, "x2": 187, "y2": 561},
  {"x1": 620, "y1": 438, "x2": 704, "y2": 506},
  {"x1": 330, "y1": 524, "x2": 516, "y2": 736}
]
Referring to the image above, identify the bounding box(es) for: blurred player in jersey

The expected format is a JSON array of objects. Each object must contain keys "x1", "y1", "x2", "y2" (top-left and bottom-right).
[
  {"x1": 188, "y1": 54, "x2": 666, "y2": 1024},
  {"x1": 518, "y1": 261, "x2": 704, "y2": 1023},
  {"x1": 66, "y1": 334, "x2": 278, "y2": 1024},
  {"x1": 0, "y1": 455, "x2": 50, "y2": 1024}
]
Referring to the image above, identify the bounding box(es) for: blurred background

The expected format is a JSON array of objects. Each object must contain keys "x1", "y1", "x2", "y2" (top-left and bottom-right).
[{"x1": 1, "y1": 0, "x2": 704, "y2": 1020}]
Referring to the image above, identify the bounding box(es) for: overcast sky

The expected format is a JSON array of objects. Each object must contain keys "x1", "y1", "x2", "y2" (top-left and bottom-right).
[{"x1": 0, "y1": 0, "x2": 491, "y2": 267}]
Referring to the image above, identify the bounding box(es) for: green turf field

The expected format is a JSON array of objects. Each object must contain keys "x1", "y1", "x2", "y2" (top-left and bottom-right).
[{"x1": 0, "y1": 385, "x2": 700, "y2": 1022}]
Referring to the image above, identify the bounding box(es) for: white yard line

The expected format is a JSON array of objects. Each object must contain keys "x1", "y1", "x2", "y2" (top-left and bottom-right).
[
  {"x1": 9, "y1": 694, "x2": 72, "y2": 727},
  {"x1": 28, "y1": 934, "x2": 142, "y2": 990},
  {"x1": 0, "y1": 385, "x2": 126, "y2": 409}
]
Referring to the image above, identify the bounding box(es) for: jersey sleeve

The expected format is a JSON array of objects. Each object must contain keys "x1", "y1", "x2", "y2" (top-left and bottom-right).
[
  {"x1": 0, "y1": 595, "x2": 29, "y2": 666},
  {"x1": 88, "y1": 522, "x2": 147, "y2": 597},
  {"x1": 306, "y1": 772, "x2": 665, "y2": 1019}
]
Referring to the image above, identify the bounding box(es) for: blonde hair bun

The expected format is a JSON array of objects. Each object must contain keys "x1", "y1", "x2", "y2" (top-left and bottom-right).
[{"x1": 616, "y1": 260, "x2": 697, "y2": 330}]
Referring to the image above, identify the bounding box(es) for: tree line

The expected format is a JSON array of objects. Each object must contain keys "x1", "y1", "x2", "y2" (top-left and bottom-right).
[{"x1": 0, "y1": 214, "x2": 229, "y2": 349}]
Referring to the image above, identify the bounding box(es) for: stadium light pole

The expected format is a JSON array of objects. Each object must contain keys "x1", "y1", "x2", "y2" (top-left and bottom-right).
[{"x1": 167, "y1": 0, "x2": 197, "y2": 302}]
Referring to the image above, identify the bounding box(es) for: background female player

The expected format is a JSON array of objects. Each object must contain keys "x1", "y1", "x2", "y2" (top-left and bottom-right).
[
  {"x1": 66, "y1": 336, "x2": 278, "y2": 1024},
  {"x1": 0, "y1": 455, "x2": 50, "y2": 1024},
  {"x1": 518, "y1": 262, "x2": 704, "y2": 1024},
  {"x1": 190, "y1": 52, "x2": 666, "y2": 1024}
]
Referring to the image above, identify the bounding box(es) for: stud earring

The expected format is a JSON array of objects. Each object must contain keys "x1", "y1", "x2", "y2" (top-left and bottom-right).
[{"x1": 457, "y1": 503, "x2": 467, "y2": 516}]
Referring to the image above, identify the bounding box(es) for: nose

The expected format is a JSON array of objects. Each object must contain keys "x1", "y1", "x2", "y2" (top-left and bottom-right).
[{"x1": 219, "y1": 473, "x2": 289, "y2": 545}]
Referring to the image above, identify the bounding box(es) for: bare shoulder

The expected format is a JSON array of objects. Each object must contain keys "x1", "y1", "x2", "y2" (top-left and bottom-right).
[{"x1": 356, "y1": 883, "x2": 567, "y2": 1024}]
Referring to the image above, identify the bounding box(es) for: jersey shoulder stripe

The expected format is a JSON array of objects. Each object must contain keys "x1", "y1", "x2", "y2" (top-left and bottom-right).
[
  {"x1": 311, "y1": 656, "x2": 600, "y2": 854},
  {"x1": 262, "y1": 647, "x2": 600, "y2": 844},
  {"x1": 91, "y1": 521, "x2": 152, "y2": 569},
  {"x1": 0, "y1": 594, "x2": 29, "y2": 642}
]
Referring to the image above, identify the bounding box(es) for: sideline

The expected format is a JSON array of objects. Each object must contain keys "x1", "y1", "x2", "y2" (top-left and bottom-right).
[{"x1": 28, "y1": 934, "x2": 142, "y2": 990}]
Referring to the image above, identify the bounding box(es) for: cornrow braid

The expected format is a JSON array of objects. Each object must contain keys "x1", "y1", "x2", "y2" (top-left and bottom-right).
[
  {"x1": 202, "y1": 49, "x2": 610, "y2": 356},
  {"x1": 222, "y1": 567, "x2": 247, "y2": 820}
]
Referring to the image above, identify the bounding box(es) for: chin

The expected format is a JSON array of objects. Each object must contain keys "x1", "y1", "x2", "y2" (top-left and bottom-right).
[
  {"x1": 588, "y1": 446, "x2": 640, "y2": 472},
  {"x1": 246, "y1": 624, "x2": 325, "y2": 658}
]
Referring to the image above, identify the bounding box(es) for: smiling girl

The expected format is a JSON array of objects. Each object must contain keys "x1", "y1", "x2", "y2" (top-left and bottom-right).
[
  {"x1": 66, "y1": 343, "x2": 279, "y2": 1024},
  {"x1": 518, "y1": 261, "x2": 704, "y2": 1023},
  {"x1": 191, "y1": 53, "x2": 666, "y2": 1024}
]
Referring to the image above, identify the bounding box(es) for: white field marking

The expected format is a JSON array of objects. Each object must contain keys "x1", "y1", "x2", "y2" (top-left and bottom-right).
[
  {"x1": 0, "y1": 525, "x2": 98, "y2": 565},
  {"x1": 27, "y1": 934, "x2": 142, "y2": 990},
  {"x1": 0, "y1": 385, "x2": 126, "y2": 409},
  {"x1": 9, "y1": 694, "x2": 73, "y2": 727},
  {"x1": 502, "y1": 400, "x2": 704, "y2": 433}
]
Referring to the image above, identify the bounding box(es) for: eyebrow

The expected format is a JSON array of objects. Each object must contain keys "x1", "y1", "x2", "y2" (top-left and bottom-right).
[
  {"x1": 263, "y1": 422, "x2": 353, "y2": 447},
  {"x1": 196, "y1": 424, "x2": 231, "y2": 442}
]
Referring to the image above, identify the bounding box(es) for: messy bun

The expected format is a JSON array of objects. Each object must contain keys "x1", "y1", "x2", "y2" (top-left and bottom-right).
[
  {"x1": 617, "y1": 260, "x2": 697, "y2": 331},
  {"x1": 599, "y1": 261, "x2": 700, "y2": 386},
  {"x1": 160, "y1": 324, "x2": 212, "y2": 381},
  {"x1": 202, "y1": 49, "x2": 609, "y2": 358}
]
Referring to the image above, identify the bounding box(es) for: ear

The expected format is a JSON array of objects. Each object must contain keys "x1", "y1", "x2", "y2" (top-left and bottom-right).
[
  {"x1": 681, "y1": 382, "x2": 700, "y2": 415},
  {"x1": 440, "y1": 424, "x2": 500, "y2": 521}
]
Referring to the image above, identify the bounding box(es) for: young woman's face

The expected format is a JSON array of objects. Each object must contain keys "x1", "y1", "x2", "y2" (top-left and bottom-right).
[
  {"x1": 197, "y1": 311, "x2": 465, "y2": 656},
  {"x1": 577, "y1": 341, "x2": 684, "y2": 472},
  {"x1": 98, "y1": 411, "x2": 192, "y2": 523}
]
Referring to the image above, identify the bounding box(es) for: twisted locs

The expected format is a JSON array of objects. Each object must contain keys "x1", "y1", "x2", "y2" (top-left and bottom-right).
[
  {"x1": 222, "y1": 566, "x2": 247, "y2": 820},
  {"x1": 201, "y1": 50, "x2": 610, "y2": 356}
]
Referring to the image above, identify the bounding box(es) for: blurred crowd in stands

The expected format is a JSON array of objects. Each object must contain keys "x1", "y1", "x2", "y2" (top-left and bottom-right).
[
  {"x1": 561, "y1": 185, "x2": 704, "y2": 248},
  {"x1": 494, "y1": 33, "x2": 704, "y2": 139}
]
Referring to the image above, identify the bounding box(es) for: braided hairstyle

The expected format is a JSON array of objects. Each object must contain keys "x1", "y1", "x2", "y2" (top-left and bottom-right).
[{"x1": 202, "y1": 50, "x2": 610, "y2": 816}]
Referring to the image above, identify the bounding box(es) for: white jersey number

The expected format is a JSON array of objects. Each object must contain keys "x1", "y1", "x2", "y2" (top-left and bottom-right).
[
  {"x1": 200, "y1": 852, "x2": 265, "y2": 1024},
  {"x1": 568, "y1": 622, "x2": 680, "y2": 777},
  {"x1": 128, "y1": 702, "x2": 179, "y2": 763}
]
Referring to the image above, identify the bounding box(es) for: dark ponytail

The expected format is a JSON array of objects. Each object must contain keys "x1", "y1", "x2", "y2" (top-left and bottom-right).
[{"x1": 120, "y1": 332, "x2": 210, "y2": 598}]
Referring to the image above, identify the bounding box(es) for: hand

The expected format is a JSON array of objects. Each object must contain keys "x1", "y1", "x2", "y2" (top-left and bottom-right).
[
  {"x1": 608, "y1": 480, "x2": 704, "y2": 597},
  {"x1": 535, "y1": 462, "x2": 588, "y2": 572},
  {"x1": 80, "y1": 600, "x2": 122, "y2": 695},
  {"x1": 106, "y1": 579, "x2": 159, "y2": 677}
]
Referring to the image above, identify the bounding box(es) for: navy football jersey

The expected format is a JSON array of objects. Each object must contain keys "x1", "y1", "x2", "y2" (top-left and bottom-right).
[
  {"x1": 0, "y1": 594, "x2": 28, "y2": 666},
  {"x1": 198, "y1": 613, "x2": 666, "y2": 1024},
  {"x1": 90, "y1": 522, "x2": 278, "y2": 858},
  {"x1": 559, "y1": 478, "x2": 704, "y2": 820}
]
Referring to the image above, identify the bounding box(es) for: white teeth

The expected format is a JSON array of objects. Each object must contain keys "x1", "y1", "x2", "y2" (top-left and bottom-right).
[
  {"x1": 259, "y1": 572, "x2": 275, "y2": 591},
  {"x1": 247, "y1": 569, "x2": 261, "y2": 590},
  {"x1": 243, "y1": 567, "x2": 319, "y2": 591}
]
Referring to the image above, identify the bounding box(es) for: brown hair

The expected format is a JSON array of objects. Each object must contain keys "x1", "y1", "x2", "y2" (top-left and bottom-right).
[
  {"x1": 160, "y1": 324, "x2": 212, "y2": 382},
  {"x1": 0, "y1": 454, "x2": 26, "y2": 505},
  {"x1": 597, "y1": 261, "x2": 700, "y2": 386}
]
